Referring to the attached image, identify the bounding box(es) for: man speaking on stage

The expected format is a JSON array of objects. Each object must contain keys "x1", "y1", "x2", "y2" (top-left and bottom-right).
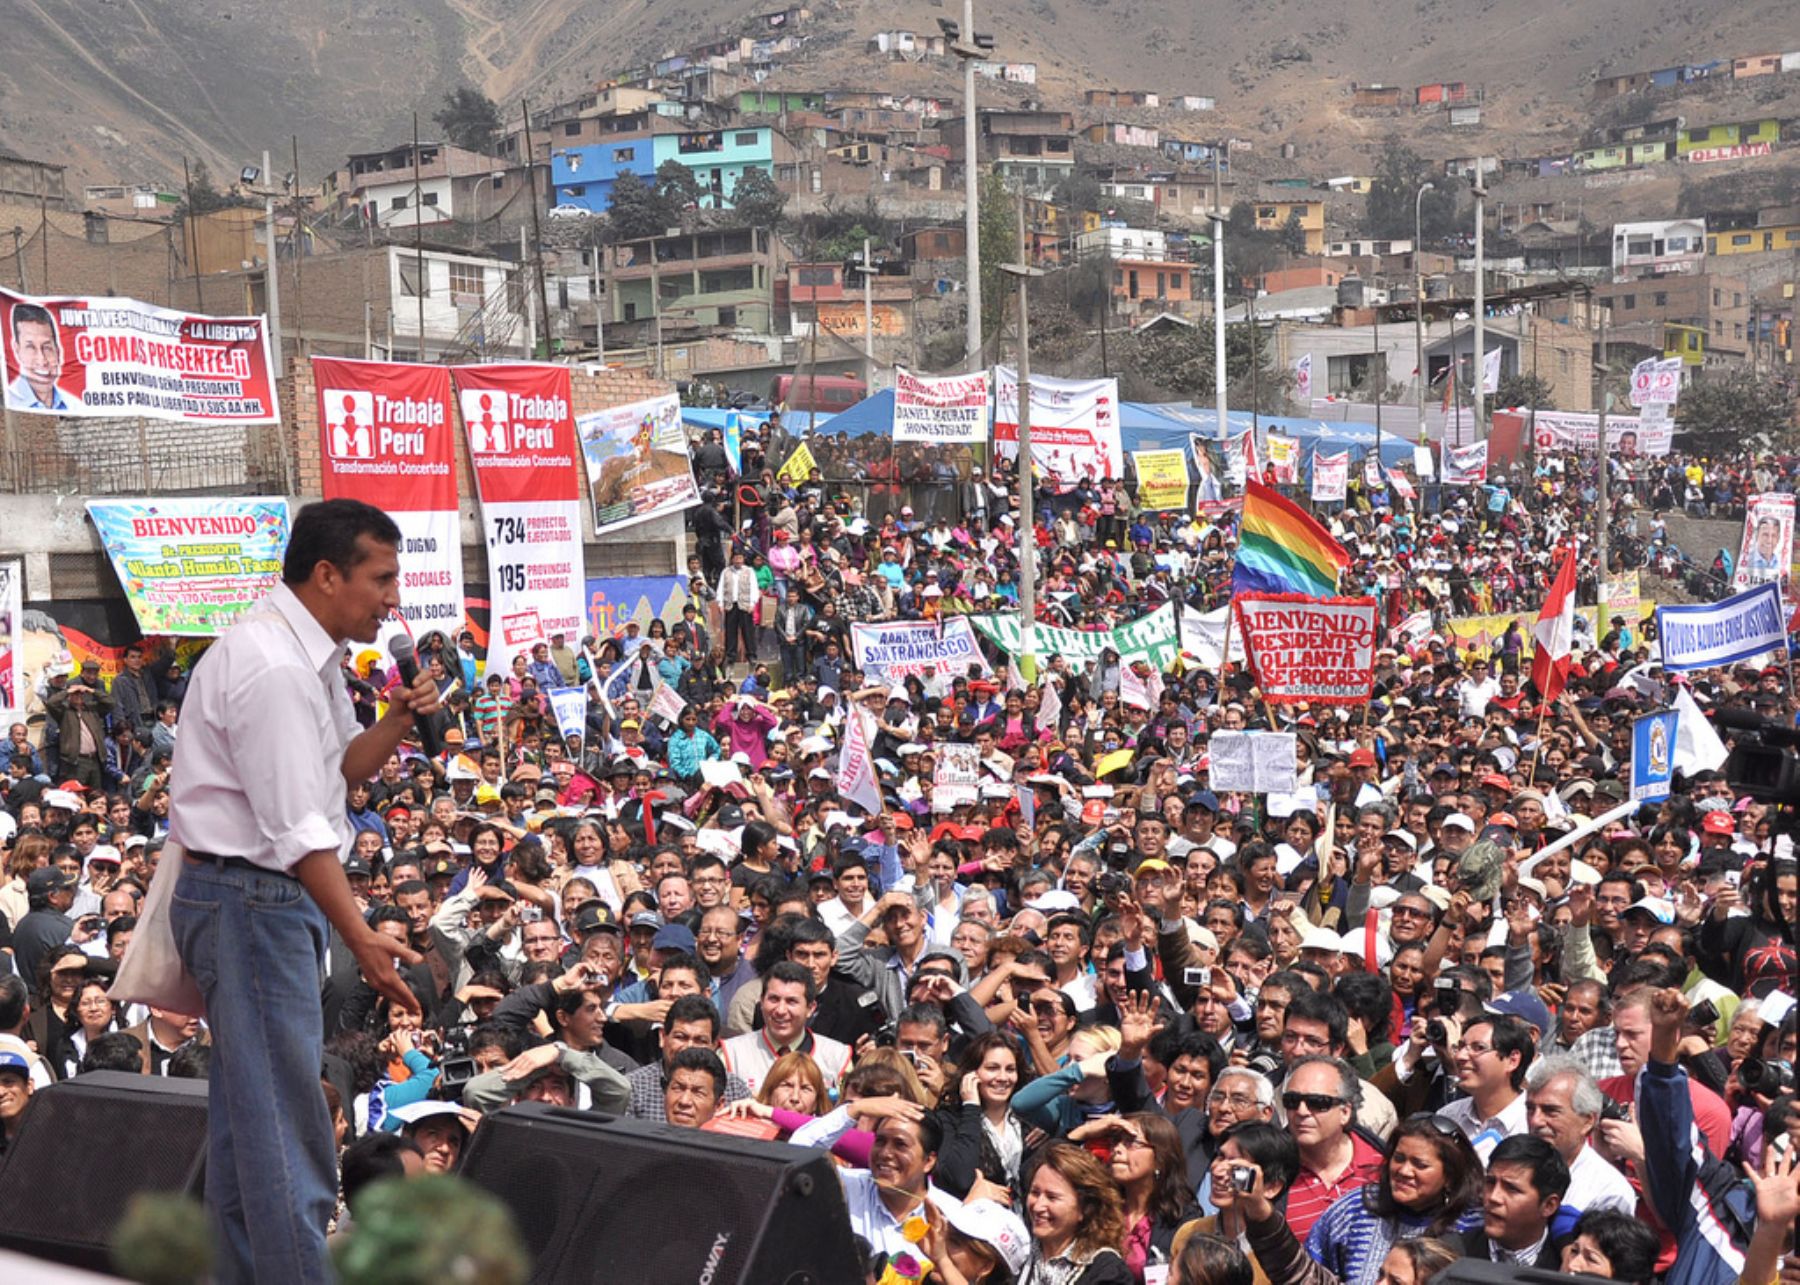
[{"x1": 167, "y1": 498, "x2": 439, "y2": 1282}]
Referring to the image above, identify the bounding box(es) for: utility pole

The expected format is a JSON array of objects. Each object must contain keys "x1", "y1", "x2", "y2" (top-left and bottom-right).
[
  {"x1": 1415, "y1": 182, "x2": 1435, "y2": 441},
  {"x1": 1472, "y1": 172, "x2": 1488, "y2": 438},
  {"x1": 856, "y1": 236, "x2": 876, "y2": 390},
  {"x1": 1595, "y1": 311, "x2": 1610, "y2": 593},
  {"x1": 522, "y1": 101, "x2": 552, "y2": 359},
  {"x1": 1372, "y1": 299, "x2": 1383, "y2": 475},
  {"x1": 291, "y1": 135, "x2": 305, "y2": 358},
  {"x1": 412, "y1": 114, "x2": 426, "y2": 361},
  {"x1": 943, "y1": 9, "x2": 993, "y2": 369},
  {"x1": 1210, "y1": 144, "x2": 1228, "y2": 438},
  {"x1": 181, "y1": 158, "x2": 204, "y2": 310},
  {"x1": 1001, "y1": 194, "x2": 1046, "y2": 657},
  {"x1": 261, "y1": 149, "x2": 284, "y2": 373}
]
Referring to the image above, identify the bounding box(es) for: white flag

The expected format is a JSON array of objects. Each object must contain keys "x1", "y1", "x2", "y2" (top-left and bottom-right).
[
  {"x1": 1481, "y1": 347, "x2": 1502, "y2": 395},
  {"x1": 1672, "y1": 686, "x2": 1729, "y2": 774},
  {"x1": 547, "y1": 687, "x2": 590, "y2": 745},
  {"x1": 1295, "y1": 354, "x2": 1313, "y2": 401},
  {"x1": 838, "y1": 706, "x2": 885, "y2": 816},
  {"x1": 1038, "y1": 673, "x2": 1063, "y2": 731}
]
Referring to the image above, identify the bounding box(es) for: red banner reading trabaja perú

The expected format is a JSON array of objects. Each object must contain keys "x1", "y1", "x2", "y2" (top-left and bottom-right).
[
  {"x1": 1234, "y1": 594, "x2": 1379, "y2": 705},
  {"x1": 313, "y1": 357, "x2": 464, "y2": 637},
  {"x1": 452, "y1": 364, "x2": 588, "y2": 676},
  {"x1": 1, "y1": 288, "x2": 276, "y2": 422}
]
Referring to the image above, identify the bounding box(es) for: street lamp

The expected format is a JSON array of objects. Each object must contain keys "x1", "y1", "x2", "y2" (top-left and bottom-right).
[
  {"x1": 941, "y1": 13, "x2": 996, "y2": 369},
  {"x1": 1414, "y1": 182, "x2": 1434, "y2": 440},
  {"x1": 1471, "y1": 174, "x2": 1489, "y2": 438}
]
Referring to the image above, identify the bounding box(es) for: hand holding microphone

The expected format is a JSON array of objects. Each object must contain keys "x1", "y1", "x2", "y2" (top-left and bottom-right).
[{"x1": 387, "y1": 635, "x2": 446, "y2": 758}]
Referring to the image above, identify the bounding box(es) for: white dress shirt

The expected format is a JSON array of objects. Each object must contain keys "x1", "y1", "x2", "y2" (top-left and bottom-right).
[
  {"x1": 1436, "y1": 1089, "x2": 1529, "y2": 1162},
  {"x1": 169, "y1": 583, "x2": 358, "y2": 873},
  {"x1": 1563, "y1": 1142, "x2": 1638, "y2": 1215}
]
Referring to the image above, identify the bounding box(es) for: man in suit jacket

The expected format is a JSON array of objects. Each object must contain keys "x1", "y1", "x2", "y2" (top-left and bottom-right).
[
  {"x1": 121, "y1": 1008, "x2": 210, "y2": 1076},
  {"x1": 1460, "y1": 1135, "x2": 1569, "y2": 1268}
]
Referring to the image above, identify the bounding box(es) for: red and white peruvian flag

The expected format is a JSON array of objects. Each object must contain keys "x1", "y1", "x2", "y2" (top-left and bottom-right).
[{"x1": 1531, "y1": 551, "x2": 1578, "y2": 702}]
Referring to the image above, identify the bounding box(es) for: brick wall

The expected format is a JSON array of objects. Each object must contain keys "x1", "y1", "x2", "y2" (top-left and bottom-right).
[{"x1": 0, "y1": 203, "x2": 182, "y2": 305}]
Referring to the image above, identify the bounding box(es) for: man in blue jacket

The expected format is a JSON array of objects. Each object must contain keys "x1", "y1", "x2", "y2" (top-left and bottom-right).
[{"x1": 1635, "y1": 986, "x2": 1753, "y2": 1285}]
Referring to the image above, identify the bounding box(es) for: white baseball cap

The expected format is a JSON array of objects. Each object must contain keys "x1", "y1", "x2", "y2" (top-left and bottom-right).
[
  {"x1": 1441, "y1": 813, "x2": 1476, "y2": 833},
  {"x1": 929, "y1": 1194, "x2": 1030, "y2": 1275}
]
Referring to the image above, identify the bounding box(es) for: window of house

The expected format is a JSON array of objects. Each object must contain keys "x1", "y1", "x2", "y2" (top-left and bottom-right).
[
  {"x1": 1735, "y1": 323, "x2": 1745, "y2": 339},
  {"x1": 1654, "y1": 292, "x2": 1667, "y2": 307},
  {"x1": 1734, "y1": 293, "x2": 1743, "y2": 307},
  {"x1": 1713, "y1": 288, "x2": 1722, "y2": 305},
  {"x1": 736, "y1": 132, "x2": 759, "y2": 146},
  {"x1": 398, "y1": 257, "x2": 428, "y2": 297},
  {"x1": 719, "y1": 306, "x2": 737, "y2": 326},
  {"x1": 391, "y1": 195, "x2": 409, "y2": 210},
  {"x1": 1733, "y1": 234, "x2": 1753, "y2": 246},
  {"x1": 421, "y1": 192, "x2": 439, "y2": 207},
  {"x1": 1620, "y1": 294, "x2": 1636, "y2": 309},
  {"x1": 448, "y1": 262, "x2": 484, "y2": 298},
  {"x1": 614, "y1": 147, "x2": 635, "y2": 163},
  {"x1": 1326, "y1": 352, "x2": 1389, "y2": 395},
  {"x1": 564, "y1": 123, "x2": 580, "y2": 136},
  {"x1": 1627, "y1": 238, "x2": 1652, "y2": 256}
]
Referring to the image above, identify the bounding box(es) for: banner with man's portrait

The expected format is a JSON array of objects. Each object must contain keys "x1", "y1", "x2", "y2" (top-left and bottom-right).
[{"x1": 1733, "y1": 492, "x2": 1795, "y2": 600}]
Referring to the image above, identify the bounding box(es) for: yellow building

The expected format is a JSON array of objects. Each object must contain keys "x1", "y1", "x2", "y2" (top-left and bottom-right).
[
  {"x1": 1252, "y1": 199, "x2": 1326, "y2": 253},
  {"x1": 1710, "y1": 223, "x2": 1800, "y2": 256},
  {"x1": 1664, "y1": 323, "x2": 1705, "y2": 366}
]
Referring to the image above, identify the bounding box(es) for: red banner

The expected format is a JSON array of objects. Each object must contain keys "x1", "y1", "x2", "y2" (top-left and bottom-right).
[
  {"x1": 1234, "y1": 594, "x2": 1379, "y2": 705},
  {"x1": 313, "y1": 357, "x2": 464, "y2": 637},
  {"x1": 1, "y1": 288, "x2": 276, "y2": 422},
  {"x1": 452, "y1": 364, "x2": 588, "y2": 675}
]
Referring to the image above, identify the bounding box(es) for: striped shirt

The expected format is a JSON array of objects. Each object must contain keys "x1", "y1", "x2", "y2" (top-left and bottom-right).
[{"x1": 1284, "y1": 1132, "x2": 1385, "y2": 1243}]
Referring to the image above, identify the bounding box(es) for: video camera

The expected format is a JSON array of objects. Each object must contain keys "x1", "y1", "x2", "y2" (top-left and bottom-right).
[{"x1": 1713, "y1": 707, "x2": 1800, "y2": 805}]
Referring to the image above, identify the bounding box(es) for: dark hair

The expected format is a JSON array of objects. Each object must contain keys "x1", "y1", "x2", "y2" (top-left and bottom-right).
[
  {"x1": 764, "y1": 960, "x2": 817, "y2": 1005},
  {"x1": 1363, "y1": 1116, "x2": 1484, "y2": 1234},
  {"x1": 0, "y1": 975, "x2": 28, "y2": 1030},
  {"x1": 1486, "y1": 1134, "x2": 1570, "y2": 1200},
  {"x1": 1170, "y1": 1030, "x2": 1227, "y2": 1079},
  {"x1": 656, "y1": 951, "x2": 710, "y2": 990},
  {"x1": 1222, "y1": 1119, "x2": 1301, "y2": 1192},
  {"x1": 1570, "y1": 1209, "x2": 1660, "y2": 1284},
  {"x1": 1127, "y1": 1112, "x2": 1197, "y2": 1225},
  {"x1": 467, "y1": 1023, "x2": 525, "y2": 1064},
  {"x1": 168, "y1": 1042, "x2": 212, "y2": 1080},
  {"x1": 1467, "y1": 1014, "x2": 1536, "y2": 1090},
  {"x1": 786, "y1": 917, "x2": 835, "y2": 950},
  {"x1": 1170, "y1": 1235, "x2": 1254, "y2": 1285},
  {"x1": 282, "y1": 499, "x2": 402, "y2": 586},
  {"x1": 665, "y1": 994, "x2": 721, "y2": 1040},
  {"x1": 1283, "y1": 987, "x2": 1349, "y2": 1051},
  {"x1": 80, "y1": 1030, "x2": 146, "y2": 1074},
  {"x1": 895, "y1": 1003, "x2": 948, "y2": 1040},
  {"x1": 939, "y1": 1031, "x2": 1031, "y2": 1110},
  {"x1": 341, "y1": 1132, "x2": 425, "y2": 1212},
  {"x1": 741, "y1": 820, "x2": 779, "y2": 864},
  {"x1": 668, "y1": 1046, "x2": 727, "y2": 1097},
  {"x1": 1333, "y1": 971, "x2": 1393, "y2": 1035},
  {"x1": 10, "y1": 301, "x2": 55, "y2": 344}
]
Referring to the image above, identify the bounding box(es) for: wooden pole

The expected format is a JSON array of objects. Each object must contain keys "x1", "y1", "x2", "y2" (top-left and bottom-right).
[
  {"x1": 412, "y1": 113, "x2": 427, "y2": 361},
  {"x1": 521, "y1": 100, "x2": 553, "y2": 358},
  {"x1": 291, "y1": 135, "x2": 305, "y2": 357}
]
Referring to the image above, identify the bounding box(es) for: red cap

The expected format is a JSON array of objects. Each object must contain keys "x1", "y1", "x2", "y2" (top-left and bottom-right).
[
  {"x1": 1479, "y1": 772, "x2": 1513, "y2": 791},
  {"x1": 1488, "y1": 811, "x2": 1518, "y2": 828},
  {"x1": 888, "y1": 812, "x2": 914, "y2": 830},
  {"x1": 1702, "y1": 812, "x2": 1735, "y2": 836},
  {"x1": 57, "y1": 780, "x2": 88, "y2": 794},
  {"x1": 1348, "y1": 748, "x2": 1377, "y2": 767}
]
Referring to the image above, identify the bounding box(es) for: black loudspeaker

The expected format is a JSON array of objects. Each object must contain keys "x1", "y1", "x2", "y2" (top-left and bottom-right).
[
  {"x1": 459, "y1": 1103, "x2": 862, "y2": 1284},
  {"x1": 0, "y1": 1070, "x2": 209, "y2": 1270},
  {"x1": 1435, "y1": 1262, "x2": 1587, "y2": 1285}
]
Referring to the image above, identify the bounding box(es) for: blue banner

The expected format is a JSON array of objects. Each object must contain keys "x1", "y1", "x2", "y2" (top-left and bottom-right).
[
  {"x1": 1631, "y1": 710, "x2": 1678, "y2": 801},
  {"x1": 585, "y1": 575, "x2": 692, "y2": 641},
  {"x1": 1655, "y1": 582, "x2": 1786, "y2": 672}
]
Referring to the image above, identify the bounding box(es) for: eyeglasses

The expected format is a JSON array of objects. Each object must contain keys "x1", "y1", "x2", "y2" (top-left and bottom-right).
[
  {"x1": 1281, "y1": 1091, "x2": 1347, "y2": 1113},
  {"x1": 1391, "y1": 905, "x2": 1432, "y2": 919},
  {"x1": 1281, "y1": 1031, "x2": 1330, "y2": 1053},
  {"x1": 1407, "y1": 1112, "x2": 1464, "y2": 1138},
  {"x1": 1207, "y1": 1092, "x2": 1262, "y2": 1110},
  {"x1": 696, "y1": 927, "x2": 740, "y2": 940},
  {"x1": 1451, "y1": 1042, "x2": 1493, "y2": 1057},
  {"x1": 1029, "y1": 1002, "x2": 1065, "y2": 1017}
]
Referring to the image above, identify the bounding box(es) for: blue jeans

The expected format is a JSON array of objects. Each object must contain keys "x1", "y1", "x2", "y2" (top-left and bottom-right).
[{"x1": 170, "y1": 857, "x2": 334, "y2": 1284}]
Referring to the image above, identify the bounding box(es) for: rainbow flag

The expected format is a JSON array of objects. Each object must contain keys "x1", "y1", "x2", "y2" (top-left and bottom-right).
[{"x1": 1233, "y1": 477, "x2": 1348, "y2": 597}]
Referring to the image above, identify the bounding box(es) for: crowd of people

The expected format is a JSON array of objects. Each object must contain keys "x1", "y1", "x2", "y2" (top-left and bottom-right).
[{"x1": 1, "y1": 427, "x2": 1798, "y2": 1285}]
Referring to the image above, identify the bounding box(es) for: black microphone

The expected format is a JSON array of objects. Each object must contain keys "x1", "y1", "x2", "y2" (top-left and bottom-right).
[{"x1": 387, "y1": 635, "x2": 443, "y2": 759}]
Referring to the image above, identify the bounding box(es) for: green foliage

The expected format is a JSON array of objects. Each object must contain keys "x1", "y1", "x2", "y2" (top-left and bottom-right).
[
  {"x1": 654, "y1": 159, "x2": 704, "y2": 212},
  {"x1": 334, "y1": 1175, "x2": 528, "y2": 1285},
  {"x1": 1674, "y1": 369, "x2": 1798, "y2": 453},
  {"x1": 1494, "y1": 372, "x2": 1557, "y2": 411},
  {"x1": 798, "y1": 196, "x2": 892, "y2": 260},
  {"x1": 174, "y1": 160, "x2": 254, "y2": 220},
  {"x1": 1279, "y1": 208, "x2": 1309, "y2": 256},
  {"x1": 433, "y1": 87, "x2": 503, "y2": 155},
  {"x1": 978, "y1": 172, "x2": 1019, "y2": 351},
  {"x1": 604, "y1": 170, "x2": 669, "y2": 242},
  {"x1": 730, "y1": 166, "x2": 787, "y2": 229},
  {"x1": 1116, "y1": 319, "x2": 1290, "y2": 412},
  {"x1": 111, "y1": 1192, "x2": 212, "y2": 1285},
  {"x1": 1364, "y1": 137, "x2": 1461, "y2": 243},
  {"x1": 1220, "y1": 200, "x2": 1286, "y2": 289}
]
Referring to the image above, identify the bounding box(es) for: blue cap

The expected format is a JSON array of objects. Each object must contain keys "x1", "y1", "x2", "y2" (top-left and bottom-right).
[
  {"x1": 1188, "y1": 790, "x2": 1220, "y2": 813},
  {"x1": 0, "y1": 1049, "x2": 32, "y2": 1076},
  {"x1": 1484, "y1": 990, "x2": 1553, "y2": 1036},
  {"x1": 652, "y1": 923, "x2": 697, "y2": 953}
]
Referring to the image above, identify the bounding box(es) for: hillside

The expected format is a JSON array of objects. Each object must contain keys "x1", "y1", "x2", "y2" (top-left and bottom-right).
[{"x1": 0, "y1": 0, "x2": 1794, "y2": 194}]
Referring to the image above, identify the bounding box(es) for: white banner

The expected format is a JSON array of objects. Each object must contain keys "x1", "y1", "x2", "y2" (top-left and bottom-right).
[
  {"x1": 893, "y1": 367, "x2": 989, "y2": 443},
  {"x1": 1630, "y1": 357, "x2": 1683, "y2": 407},
  {"x1": 1178, "y1": 603, "x2": 1246, "y2": 668},
  {"x1": 1311, "y1": 450, "x2": 1348, "y2": 502},
  {"x1": 1520, "y1": 409, "x2": 1668, "y2": 458},
  {"x1": 1656, "y1": 582, "x2": 1787, "y2": 673},
  {"x1": 1733, "y1": 492, "x2": 1795, "y2": 596},
  {"x1": 1208, "y1": 731, "x2": 1298, "y2": 795},
  {"x1": 1441, "y1": 441, "x2": 1488, "y2": 486},
  {"x1": 547, "y1": 687, "x2": 589, "y2": 745},
  {"x1": 993, "y1": 365, "x2": 1123, "y2": 486},
  {"x1": 455, "y1": 364, "x2": 589, "y2": 678},
  {"x1": 838, "y1": 706, "x2": 884, "y2": 815},
  {"x1": 649, "y1": 681, "x2": 687, "y2": 725},
  {"x1": 0, "y1": 560, "x2": 20, "y2": 722},
  {"x1": 933, "y1": 742, "x2": 982, "y2": 807},
  {"x1": 851, "y1": 616, "x2": 987, "y2": 679},
  {"x1": 1481, "y1": 347, "x2": 1502, "y2": 395},
  {"x1": 1294, "y1": 354, "x2": 1313, "y2": 402}
]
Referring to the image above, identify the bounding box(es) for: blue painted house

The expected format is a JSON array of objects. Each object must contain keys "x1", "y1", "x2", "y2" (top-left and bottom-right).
[{"x1": 551, "y1": 138, "x2": 656, "y2": 214}]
